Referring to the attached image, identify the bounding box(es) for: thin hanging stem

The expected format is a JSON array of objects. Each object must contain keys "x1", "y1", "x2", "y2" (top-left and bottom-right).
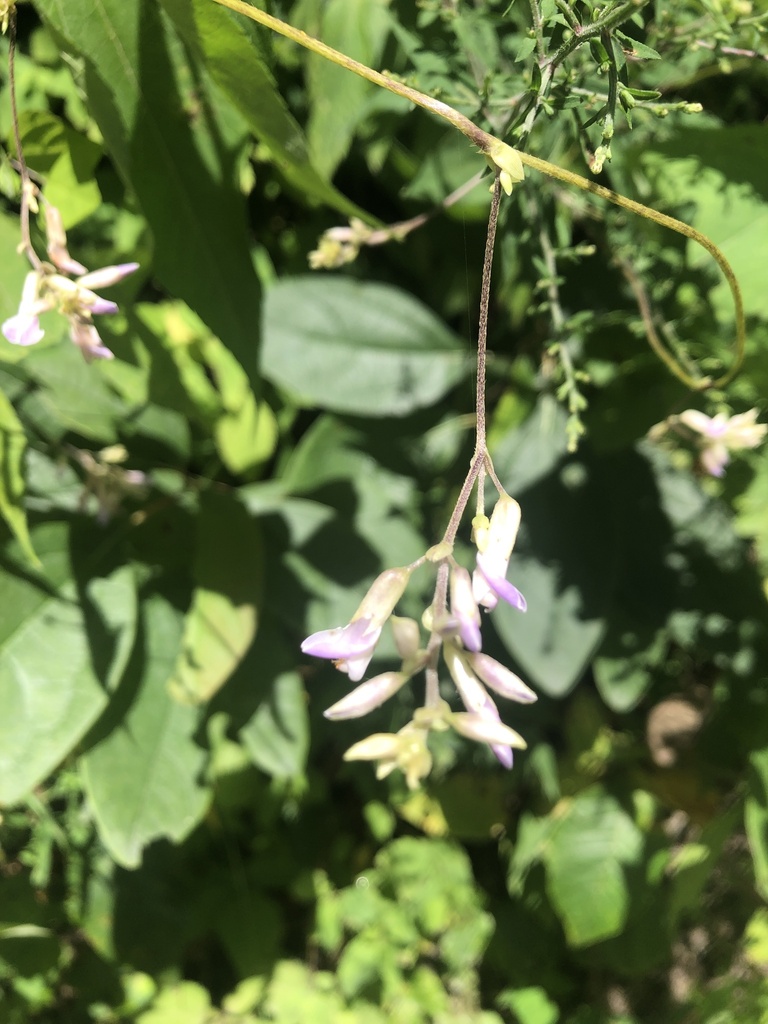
[{"x1": 8, "y1": 9, "x2": 41, "y2": 269}]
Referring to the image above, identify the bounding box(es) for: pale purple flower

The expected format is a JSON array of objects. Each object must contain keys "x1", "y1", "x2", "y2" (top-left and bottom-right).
[
  {"x1": 472, "y1": 493, "x2": 526, "y2": 611},
  {"x1": 3, "y1": 203, "x2": 139, "y2": 361},
  {"x1": 302, "y1": 567, "x2": 412, "y2": 681},
  {"x1": 302, "y1": 617, "x2": 382, "y2": 683},
  {"x1": 443, "y1": 641, "x2": 520, "y2": 768},
  {"x1": 450, "y1": 711, "x2": 526, "y2": 765},
  {"x1": 678, "y1": 408, "x2": 767, "y2": 477},
  {"x1": 474, "y1": 554, "x2": 527, "y2": 612},
  {"x1": 2, "y1": 311, "x2": 45, "y2": 347},
  {"x1": 2, "y1": 272, "x2": 49, "y2": 347}
]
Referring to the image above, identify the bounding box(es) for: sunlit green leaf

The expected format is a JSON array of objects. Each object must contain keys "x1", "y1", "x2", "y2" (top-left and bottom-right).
[
  {"x1": 262, "y1": 277, "x2": 469, "y2": 416},
  {"x1": 81, "y1": 589, "x2": 209, "y2": 867}
]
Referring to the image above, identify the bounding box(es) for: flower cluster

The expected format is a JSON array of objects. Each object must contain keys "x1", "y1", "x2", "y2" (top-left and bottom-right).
[
  {"x1": 650, "y1": 407, "x2": 767, "y2": 477},
  {"x1": 2, "y1": 204, "x2": 138, "y2": 362},
  {"x1": 301, "y1": 490, "x2": 535, "y2": 789}
]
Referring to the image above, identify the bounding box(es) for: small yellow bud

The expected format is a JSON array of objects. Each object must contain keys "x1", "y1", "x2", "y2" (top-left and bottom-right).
[{"x1": 486, "y1": 140, "x2": 525, "y2": 195}]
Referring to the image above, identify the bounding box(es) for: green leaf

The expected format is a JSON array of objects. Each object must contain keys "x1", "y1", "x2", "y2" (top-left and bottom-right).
[
  {"x1": 168, "y1": 492, "x2": 262, "y2": 706},
  {"x1": 262, "y1": 277, "x2": 469, "y2": 416},
  {"x1": 81, "y1": 590, "x2": 209, "y2": 868},
  {"x1": 0, "y1": 391, "x2": 39, "y2": 568},
  {"x1": 305, "y1": 0, "x2": 391, "y2": 178},
  {"x1": 158, "y1": 0, "x2": 370, "y2": 219},
  {"x1": 747, "y1": 747, "x2": 768, "y2": 901},
  {"x1": 498, "y1": 987, "x2": 560, "y2": 1024},
  {"x1": 34, "y1": 0, "x2": 261, "y2": 375},
  {"x1": 23, "y1": 340, "x2": 125, "y2": 443},
  {"x1": 0, "y1": 522, "x2": 137, "y2": 806},
  {"x1": 239, "y1": 667, "x2": 309, "y2": 779},
  {"x1": 636, "y1": 125, "x2": 768, "y2": 320},
  {"x1": 136, "y1": 981, "x2": 212, "y2": 1024},
  {"x1": 543, "y1": 788, "x2": 643, "y2": 947},
  {"x1": 492, "y1": 453, "x2": 612, "y2": 698},
  {"x1": 17, "y1": 110, "x2": 102, "y2": 226}
]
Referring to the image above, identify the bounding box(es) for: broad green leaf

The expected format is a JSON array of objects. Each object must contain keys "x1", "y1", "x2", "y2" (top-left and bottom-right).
[
  {"x1": 0, "y1": 212, "x2": 33, "y2": 364},
  {"x1": 22, "y1": 339, "x2": 124, "y2": 443},
  {"x1": 34, "y1": 0, "x2": 261, "y2": 375},
  {"x1": 168, "y1": 492, "x2": 262, "y2": 705},
  {"x1": 498, "y1": 988, "x2": 559, "y2": 1024},
  {"x1": 239, "y1": 668, "x2": 309, "y2": 779},
  {"x1": 735, "y1": 456, "x2": 768, "y2": 573},
  {"x1": 137, "y1": 301, "x2": 276, "y2": 473},
  {"x1": 0, "y1": 391, "x2": 39, "y2": 567},
  {"x1": 136, "y1": 981, "x2": 212, "y2": 1024},
  {"x1": 201, "y1": 334, "x2": 278, "y2": 473},
  {"x1": 17, "y1": 109, "x2": 102, "y2": 225},
  {"x1": 304, "y1": 0, "x2": 391, "y2": 178},
  {"x1": 262, "y1": 277, "x2": 469, "y2": 416},
  {"x1": 543, "y1": 788, "x2": 642, "y2": 947},
  {"x1": 0, "y1": 522, "x2": 136, "y2": 806},
  {"x1": 636, "y1": 125, "x2": 768, "y2": 320},
  {"x1": 492, "y1": 453, "x2": 612, "y2": 698},
  {"x1": 158, "y1": 0, "x2": 370, "y2": 219},
  {"x1": 81, "y1": 590, "x2": 209, "y2": 868}
]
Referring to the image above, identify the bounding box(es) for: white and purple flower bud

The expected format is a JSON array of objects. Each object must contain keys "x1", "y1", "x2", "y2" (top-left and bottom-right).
[
  {"x1": 323, "y1": 671, "x2": 408, "y2": 720},
  {"x1": 450, "y1": 711, "x2": 526, "y2": 753},
  {"x1": 443, "y1": 641, "x2": 490, "y2": 714},
  {"x1": 45, "y1": 205, "x2": 87, "y2": 276},
  {"x1": 78, "y1": 262, "x2": 140, "y2": 291},
  {"x1": 449, "y1": 566, "x2": 482, "y2": 651},
  {"x1": 473, "y1": 493, "x2": 526, "y2": 611},
  {"x1": 678, "y1": 408, "x2": 767, "y2": 478},
  {"x1": 469, "y1": 652, "x2": 537, "y2": 703}
]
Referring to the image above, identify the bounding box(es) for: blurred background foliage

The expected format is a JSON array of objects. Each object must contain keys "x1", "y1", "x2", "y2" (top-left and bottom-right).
[{"x1": 1, "y1": 0, "x2": 768, "y2": 1021}]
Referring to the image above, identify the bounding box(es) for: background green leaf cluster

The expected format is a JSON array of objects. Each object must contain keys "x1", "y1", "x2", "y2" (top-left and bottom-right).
[{"x1": 1, "y1": 1, "x2": 768, "y2": 1022}]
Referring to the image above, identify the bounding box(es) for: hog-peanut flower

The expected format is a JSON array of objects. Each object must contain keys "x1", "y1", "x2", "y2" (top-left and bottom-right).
[
  {"x1": 301, "y1": 566, "x2": 412, "y2": 682},
  {"x1": 1, "y1": 204, "x2": 139, "y2": 362},
  {"x1": 302, "y1": 491, "x2": 535, "y2": 787},
  {"x1": 344, "y1": 718, "x2": 433, "y2": 790},
  {"x1": 678, "y1": 408, "x2": 767, "y2": 477},
  {"x1": 472, "y1": 492, "x2": 527, "y2": 611}
]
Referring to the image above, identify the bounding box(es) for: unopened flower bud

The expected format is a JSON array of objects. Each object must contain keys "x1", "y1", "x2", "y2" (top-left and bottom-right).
[
  {"x1": 324, "y1": 671, "x2": 408, "y2": 720},
  {"x1": 449, "y1": 567, "x2": 482, "y2": 652},
  {"x1": 469, "y1": 652, "x2": 537, "y2": 703},
  {"x1": 450, "y1": 712, "x2": 527, "y2": 750}
]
